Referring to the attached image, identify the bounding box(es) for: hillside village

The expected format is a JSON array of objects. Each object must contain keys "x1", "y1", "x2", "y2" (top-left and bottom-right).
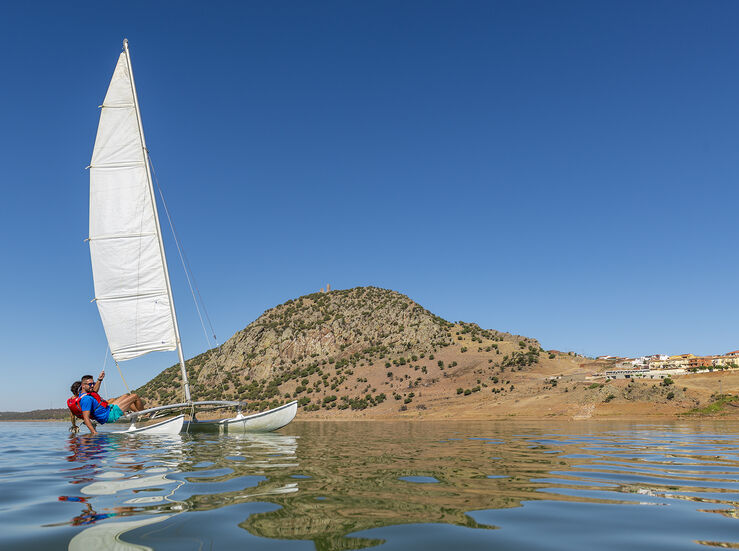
[{"x1": 598, "y1": 351, "x2": 739, "y2": 379}]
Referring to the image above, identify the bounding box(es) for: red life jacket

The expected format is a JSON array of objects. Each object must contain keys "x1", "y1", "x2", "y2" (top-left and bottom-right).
[{"x1": 67, "y1": 392, "x2": 109, "y2": 419}]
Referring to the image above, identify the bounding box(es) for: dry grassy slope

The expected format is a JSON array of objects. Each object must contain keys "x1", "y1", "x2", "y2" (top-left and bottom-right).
[
  {"x1": 136, "y1": 286, "x2": 737, "y2": 419},
  {"x1": 137, "y1": 287, "x2": 563, "y2": 411}
]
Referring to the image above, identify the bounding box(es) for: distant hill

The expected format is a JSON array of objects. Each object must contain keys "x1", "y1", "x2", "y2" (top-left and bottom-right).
[{"x1": 0, "y1": 409, "x2": 68, "y2": 421}]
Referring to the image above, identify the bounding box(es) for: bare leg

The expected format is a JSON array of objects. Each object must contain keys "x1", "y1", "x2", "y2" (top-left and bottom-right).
[
  {"x1": 109, "y1": 393, "x2": 141, "y2": 413},
  {"x1": 127, "y1": 395, "x2": 144, "y2": 412}
]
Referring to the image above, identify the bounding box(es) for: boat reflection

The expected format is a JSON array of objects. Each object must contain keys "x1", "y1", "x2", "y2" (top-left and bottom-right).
[{"x1": 63, "y1": 432, "x2": 301, "y2": 549}]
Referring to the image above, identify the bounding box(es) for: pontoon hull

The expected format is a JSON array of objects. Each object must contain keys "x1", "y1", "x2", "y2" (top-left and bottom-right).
[
  {"x1": 184, "y1": 401, "x2": 298, "y2": 433},
  {"x1": 115, "y1": 414, "x2": 185, "y2": 435}
]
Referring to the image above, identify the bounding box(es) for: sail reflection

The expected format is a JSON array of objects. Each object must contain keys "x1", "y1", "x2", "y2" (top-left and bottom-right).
[
  {"x1": 63, "y1": 432, "x2": 300, "y2": 549},
  {"x1": 68, "y1": 515, "x2": 171, "y2": 551}
]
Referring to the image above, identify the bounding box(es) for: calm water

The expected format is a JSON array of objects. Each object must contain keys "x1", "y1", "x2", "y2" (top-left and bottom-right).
[{"x1": 1, "y1": 420, "x2": 738, "y2": 550}]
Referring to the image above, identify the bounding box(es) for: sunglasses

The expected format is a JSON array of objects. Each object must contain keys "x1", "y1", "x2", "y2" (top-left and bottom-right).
[{"x1": 83, "y1": 381, "x2": 95, "y2": 386}]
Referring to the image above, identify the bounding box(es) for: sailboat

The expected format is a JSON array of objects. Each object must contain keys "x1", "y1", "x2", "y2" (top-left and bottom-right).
[{"x1": 88, "y1": 39, "x2": 297, "y2": 434}]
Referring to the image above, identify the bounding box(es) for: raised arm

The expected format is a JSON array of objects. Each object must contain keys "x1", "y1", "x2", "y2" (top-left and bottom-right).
[{"x1": 93, "y1": 371, "x2": 105, "y2": 393}]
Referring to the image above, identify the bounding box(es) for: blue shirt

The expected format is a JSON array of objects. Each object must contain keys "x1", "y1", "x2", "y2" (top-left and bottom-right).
[{"x1": 79, "y1": 393, "x2": 110, "y2": 424}]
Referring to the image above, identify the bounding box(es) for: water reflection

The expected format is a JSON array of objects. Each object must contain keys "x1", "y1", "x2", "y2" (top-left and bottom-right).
[
  {"x1": 61, "y1": 432, "x2": 301, "y2": 549},
  {"x1": 68, "y1": 515, "x2": 171, "y2": 551},
  {"x1": 55, "y1": 422, "x2": 739, "y2": 551}
]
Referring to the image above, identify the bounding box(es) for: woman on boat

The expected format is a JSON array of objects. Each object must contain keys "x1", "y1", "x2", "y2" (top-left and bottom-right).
[
  {"x1": 69, "y1": 373, "x2": 145, "y2": 434},
  {"x1": 68, "y1": 381, "x2": 83, "y2": 434}
]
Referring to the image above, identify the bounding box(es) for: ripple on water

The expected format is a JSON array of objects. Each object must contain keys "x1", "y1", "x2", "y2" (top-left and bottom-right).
[{"x1": 399, "y1": 476, "x2": 439, "y2": 483}]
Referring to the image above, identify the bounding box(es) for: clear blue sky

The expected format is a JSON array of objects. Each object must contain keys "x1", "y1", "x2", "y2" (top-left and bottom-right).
[{"x1": 2, "y1": 1, "x2": 738, "y2": 411}]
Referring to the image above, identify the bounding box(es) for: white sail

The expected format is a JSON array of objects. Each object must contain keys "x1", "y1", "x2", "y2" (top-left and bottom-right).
[
  {"x1": 89, "y1": 52, "x2": 176, "y2": 362},
  {"x1": 84, "y1": 42, "x2": 299, "y2": 433}
]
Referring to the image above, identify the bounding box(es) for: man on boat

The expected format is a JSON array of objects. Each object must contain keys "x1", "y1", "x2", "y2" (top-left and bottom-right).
[{"x1": 75, "y1": 373, "x2": 145, "y2": 434}]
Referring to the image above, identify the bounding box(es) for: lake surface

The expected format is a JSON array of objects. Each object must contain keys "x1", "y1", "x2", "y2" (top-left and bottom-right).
[{"x1": 1, "y1": 420, "x2": 738, "y2": 550}]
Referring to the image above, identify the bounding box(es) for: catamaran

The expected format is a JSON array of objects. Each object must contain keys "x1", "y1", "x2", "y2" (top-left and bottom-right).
[{"x1": 88, "y1": 39, "x2": 297, "y2": 434}]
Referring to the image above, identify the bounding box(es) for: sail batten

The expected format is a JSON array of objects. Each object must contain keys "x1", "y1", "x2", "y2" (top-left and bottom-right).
[
  {"x1": 95, "y1": 290, "x2": 169, "y2": 302},
  {"x1": 90, "y1": 162, "x2": 146, "y2": 168},
  {"x1": 88, "y1": 232, "x2": 158, "y2": 242},
  {"x1": 89, "y1": 51, "x2": 177, "y2": 363}
]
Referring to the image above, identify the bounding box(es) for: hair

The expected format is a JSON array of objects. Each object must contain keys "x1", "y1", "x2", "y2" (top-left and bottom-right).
[
  {"x1": 81, "y1": 374, "x2": 94, "y2": 382},
  {"x1": 70, "y1": 381, "x2": 81, "y2": 396}
]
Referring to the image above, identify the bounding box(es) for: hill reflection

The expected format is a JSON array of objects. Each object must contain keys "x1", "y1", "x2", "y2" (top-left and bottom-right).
[
  {"x1": 61, "y1": 421, "x2": 739, "y2": 551},
  {"x1": 191, "y1": 422, "x2": 570, "y2": 550}
]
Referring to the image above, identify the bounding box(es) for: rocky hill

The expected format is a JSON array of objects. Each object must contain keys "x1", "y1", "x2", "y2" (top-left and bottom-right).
[
  {"x1": 137, "y1": 286, "x2": 552, "y2": 414},
  {"x1": 137, "y1": 286, "x2": 734, "y2": 419}
]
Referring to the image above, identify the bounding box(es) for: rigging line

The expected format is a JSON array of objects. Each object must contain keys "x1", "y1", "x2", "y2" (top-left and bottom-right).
[
  {"x1": 115, "y1": 360, "x2": 132, "y2": 394},
  {"x1": 147, "y1": 153, "x2": 232, "y2": 402},
  {"x1": 101, "y1": 345, "x2": 110, "y2": 399},
  {"x1": 147, "y1": 154, "x2": 217, "y2": 349}
]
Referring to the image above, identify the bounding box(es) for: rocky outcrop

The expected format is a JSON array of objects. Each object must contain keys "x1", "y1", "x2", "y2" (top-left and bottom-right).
[{"x1": 137, "y1": 286, "x2": 537, "y2": 412}]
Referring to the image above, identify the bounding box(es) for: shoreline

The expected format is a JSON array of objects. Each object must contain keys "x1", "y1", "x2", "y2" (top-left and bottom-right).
[{"x1": 5, "y1": 412, "x2": 739, "y2": 423}]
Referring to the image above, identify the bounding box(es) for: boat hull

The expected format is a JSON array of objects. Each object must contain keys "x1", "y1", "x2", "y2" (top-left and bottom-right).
[
  {"x1": 183, "y1": 400, "x2": 298, "y2": 433},
  {"x1": 114, "y1": 414, "x2": 185, "y2": 435}
]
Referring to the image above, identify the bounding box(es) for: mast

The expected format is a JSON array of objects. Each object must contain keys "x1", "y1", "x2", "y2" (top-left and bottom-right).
[{"x1": 122, "y1": 39, "x2": 191, "y2": 402}]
